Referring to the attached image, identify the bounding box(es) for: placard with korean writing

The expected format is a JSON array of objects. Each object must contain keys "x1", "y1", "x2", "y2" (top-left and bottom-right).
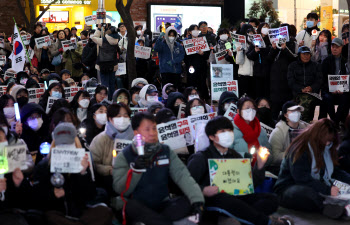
[
  {"x1": 183, "y1": 36, "x2": 210, "y2": 55},
  {"x1": 21, "y1": 34, "x2": 31, "y2": 45},
  {"x1": 114, "y1": 139, "x2": 132, "y2": 153},
  {"x1": 250, "y1": 34, "x2": 266, "y2": 48},
  {"x1": 188, "y1": 112, "x2": 217, "y2": 138},
  {"x1": 134, "y1": 46, "x2": 152, "y2": 59},
  {"x1": 224, "y1": 103, "x2": 237, "y2": 121},
  {"x1": 27, "y1": 88, "x2": 45, "y2": 104},
  {"x1": 50, "y1": 148, "x2": 85, "y2": 173},
  {"x1": 130, "y1": 108, "x2": 148, "y2": 117},
  {"x1": 157, "y1": 118, "x2": 193, "y2": 150},
  {"x1": 211, "y1": 64, "x2": 234, "y2": 81},
  {"x1": 268, "y1": 26, "x2": 289, "y2": 44},
  {"x1": 0, "y1": 86, "x2": 7, "y2": 97},
  {"x1": 232, "y1": 34, "x2": 247, "y2": 51},
  {"x1": 215, "y1": 50, "x2": 227, "y2": 64},
  {"x1": 212, "y1": 80, "x2": 239, "y2": 101},
  {"x1": 62, "y1": 40, "x2": 76, "y2": 52},
  {"x1": 328, "y1": 75, "x2": 349, "y2": 92},
  {"x1": 64, "y1": 87, "x2": 84, "y2": 102},
  {"x1": 209, "y1": 158, "x2": 254, "y2": 196},
  {"x1": 35, "y1": 35, "x2": 51, "y2": 48},
  {"x1": 46, "y1": 97, "x2": 59, "y2": 114},
  {"x1": 177, "y1": 103, "x2": 186, "y2": 119},
  {"x1": 0, "y1": 55, "x2": 6, "y2": 66},
  {"x1": 85, "y1": 15, "x2": 97, "y2": 26},
  {"x1": 260, "y1": 122, "x2": 273, "y2": 139},
  {"x1": 4, "y1": 144, "x2": 27, "y2": 173},
  {"x1": 116, "y1": 62, "x2": 126, "y2": 76}
]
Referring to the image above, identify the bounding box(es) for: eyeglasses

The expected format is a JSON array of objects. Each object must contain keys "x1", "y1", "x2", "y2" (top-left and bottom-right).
[{"x1": 28, "y1": 115, "x2": 42, "y2": 120}]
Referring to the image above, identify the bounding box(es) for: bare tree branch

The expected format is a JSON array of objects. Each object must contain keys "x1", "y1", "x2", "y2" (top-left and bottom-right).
[
  {"x1": 16, "y1": 0, "x2": 30, "y2": 28},
  {"x1": 35, "y1": 0, "x2": 59, "y2": 23},
  {"x1": 125, "y1": 0, "x2": 133, "y2": 11}
]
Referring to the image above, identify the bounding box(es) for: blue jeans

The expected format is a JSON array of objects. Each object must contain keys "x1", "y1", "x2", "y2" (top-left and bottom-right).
[{"x1": 100, "y1": 70, "x2": 116, "y2": 100}]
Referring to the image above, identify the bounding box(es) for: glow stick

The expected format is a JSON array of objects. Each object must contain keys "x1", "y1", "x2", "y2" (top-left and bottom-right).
[{"x1": 14, "y1": 103, "x2": 20, "y2": 121}]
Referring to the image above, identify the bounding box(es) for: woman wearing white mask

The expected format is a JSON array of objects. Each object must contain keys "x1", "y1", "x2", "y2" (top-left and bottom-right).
[
  {"x1": 137, "y1": 84, "x2": 159, "y2": 108},
  {"x1": 71, "y1": 90, "x2": 91, "y2": 122},
  {"x1": 0, "y1": 94, "x2": 23, "y2": 135},
  {"x1": 232, "y1": 97, "x2": 270, "y2": 156},
  {"x1": 268, "y1": 101, "x2": 308, "y2": 175},
  {"x1": 39, "y1": 83, "x2": 65, "y2": 111},
  {"x1": 210, "y1": 28, "x2": 234, "y2": 65},
  {"x1": 134, "y1": 25, "x2": 150, "y2": 47},
  {"x1": 185, "y1": 98, "x2": 207, "y2": 117},
  {"x1": 90, "y1": 103, "x2": 133, "y2": 194}
]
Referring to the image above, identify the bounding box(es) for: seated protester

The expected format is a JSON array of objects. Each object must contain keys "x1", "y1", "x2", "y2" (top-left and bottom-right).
[
  {"x1": 90, "y1": 103, "x2": 133, "y2": 195},
  {"x1": 16, "y1": 71, "x2": 30, "y2": 85},
  {"x1": 39, "y1": 68, "x2": 50, "y2": 82},
  {"x1": 80, "y1": 103, "x2": 107, "y2": 146},
  {"x1": 165, "y1": 92, "x2": 186, "y2": 116},
  {"x1": 162, "y1": 83, "x2": 175, "y2": 105},
  {"x1": 256, "y1": 97, "x2": 276, "y2": 128},
  {"x1": 131, "y1": 77, "x2": 148, "y2": 88},
  {"x1": 10, "y1": 85, "x2": 29, "y2": 109},
  {"x1": 90, "y1": 85, "x2": 108, "y2": 106},
  {"x1": 187, "y1": 116, "x2": 293, "y2": 225},
  {"x1": 148, "y1": 101, "x2": 164, "y2": 116},
  {"x1": 274, "y1": 119, "x2": 350, "y2": 218},
  {"x1": 60, "y1": 79, "x2": 69, "y2": 88},
  {"x1": 0, "y1": 95, "x2": 18, "y2": 132},
  {"x1": 47, "y1": 99, "x2": 72, "y2": 122},
  {"x1": 183, "y1": 86, "x2": 199, "y2": 102},
  {"x1": 287, "y1": 46, "x2": 322, "y2": 123},
  {"x1": 185, "y1": 98, "x2": 208, "y2": 117},
  {"x1": 80, "y1": 73, "x2": 90, "y2": 87},
  {"x1": 60, "y1": 69, "x2": 71, "y2": 81},
  {"x1": 65, "y1": 78, "x2": 76, "y2": 87},
  {"x1": 39, "y1": 83, "x2": 65, "y2": 111},
  {"x1": 338, "y1": 115, "x2": 350, "y2": 173},
  {"x1": 112, "y1": 88, "x2": 131, "y2": 105},
  {"x1": 112, "y1": 112, "x2": 204, "y2": 225},
  {"x1": 321, "y1": 38, "x2": 350, "y2": 125},
  {"x1": 20, "y1": 103, "x2": 50, "y2": 163},
  {"x1": 25, "y1": 78, "x2": 40, "y2": 89},
  {"x1": 32, "y1": 123, "x2": 113, "y2": 224},
  {"x1": 217, "y1": 91, "x2": 238, "y2": 116},
  {"x1": 71, "y1": 90, "x2": 90, "y2": 122},
  {"x1": 49, "y1": 107, "x2": 79, "y2": 135},
  {"x1": 155, "y1": 108, "x2": 177, "y2": 124},
  {"x1": 268, "y1": 101, "x2": 308, "y2": 175},
  {"x1": 46, "y1": 73, "x2": 61, "y2": 84},
  {"x1": 232, "y1": 97, "x2": 271, "y2": 156},
  {"x1": 84, "y1": 77, "x2": 99, "y2": 90},
  {"x1": 5, "y1": 82, "x2": 16, "y2": 95},
  {"x1": 129, "y1": 86, "x2": 142, "y2": 107},
  {"x1": 137, "y1": 84, "x2": 159, "y2": 108}
]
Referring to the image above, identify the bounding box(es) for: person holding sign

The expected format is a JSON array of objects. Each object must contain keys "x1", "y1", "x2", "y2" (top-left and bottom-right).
[
  {"x1": 136, "y1": 84, "x2": 159, "y2": 108},
  {"x1": 0, "y1": 94, "x2": 23, "y2": 136},
  {"x1": 321, "y1": 38, "x2": 350, "y2": 125},
  {"x1": 112, "y1": 112, "x2": 204, "y2": 225},
  {"x1": 154, "y1": 27, "x2": 185, "y2": 90},
  {"x1": 274, "y1": 119, "x2": 350, "y2": 219},
  {"x1": 166, "y1": 92, "x2": 186, "y2": 116},
  {"x1": 210, "y1": 28, "x2": 235, "y2": 65},
  {"x1": 49, "y1": 30, "x2": 66, "y2": 73},
  {"x1": 311, "y1": 30, "x2": 331, "y2": 63},
  {"x1": 39, "y1": 83, "x2": 65, "y2": 111},
  {"x1": 217, "y1": 91, "x2": 239, "y2": 116},
  {"x1": 187, "y1": 116, "x2": 294, "y2": 225},
  {"x1": 296, "y1": 13, "x2": 320, "y2": 49},
  {"x1": 34, "y1": 29, "x2": 52, "y2": 71}
]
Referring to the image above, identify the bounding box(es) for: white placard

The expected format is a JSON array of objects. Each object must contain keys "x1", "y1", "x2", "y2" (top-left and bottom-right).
[
  {"x1": 134, "y1": 46, "x2": 152, "y2": 59},
  {"x1": 46, "y1": 97, "x2": 59, "y2": 114},
  {"x1": 177, "y1": 103, "x2": 186, "y2": 119},
  {"x1": 0, "y1": 55, "x2": 6, "y2": 66},
  {"x1": 85, "y1": 15, "x2": 97, "y2": 26},
  {"x1": 183, "y1": 36, "x2": 210, "y2": 55},
  {"x1": 328, "y1": 75, "x2": 349, "y2": 92},
  {"x1": 210, "y1": 64, "x2": 237, "y2": 101},
  {"x1": 188, "y1": 112, "x2": 217, "y2": 138},
  {"x1": 61, "y1": 40, "x2": 75, "y2": 52},
  {"x1": 260, "y1": 122, "x2": 274, "y2": 139},
  {"x1": 50, "y1": 148, "x2": 85, "y2": 173},
  {"x1": 35, "y1": 35, "x2": 51, "y2": 48},
  {"x1": 130, "y1": 108, "x2": 148, "y2": 117},
  {"x1": 215, "y1": 50, "x2": 227, "y2": 64},
  {"x1": 268, "y1": 26, "x2": 289, "y2": 44},
  {"x1": 250, "y1": 34, "x2": 266, "y2": 48},
  {"x1": 28, "y1": 88, "x2": 45, "y2": 104},
  {"x1": 223, "y1": 103, "x2": 237, "y2": 121},
  {"x1": 0, "y1": 38, "x2": 4, "y2": 48},
  {"x1": 64, "y1": 87, "x2": 84, "y2": 102},
  {"x1": 232, "y1": 34, "x2": 247, "y2": 51},
  {"x1": 4, "y1": 144, "x2": 27, "y2": 173},
  {"x1": 114, "y1": 139, "x2": 132, "y2": 153},
  {"x1": 116, "y1": 62, "x2": 127, "y2": 76},
  {"x1": 70, "y1": 37, "x2": 77, "y2": 49}
]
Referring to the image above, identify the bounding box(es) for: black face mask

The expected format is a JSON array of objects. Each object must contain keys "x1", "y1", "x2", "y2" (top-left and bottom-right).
[
  {"x1": 257, "y1": 107, "x2": 273, "y2": 124},
  {"x1": 17, "y1": 97, "x2": 29, "y2": 108}
]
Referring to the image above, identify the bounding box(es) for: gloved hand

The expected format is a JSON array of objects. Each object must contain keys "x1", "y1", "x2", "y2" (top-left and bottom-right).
[
  {"x1": 167, "y1": 60, "x2": 172, "y2": 66},
  {"x1": 59, "y1": 48, "x2": 63, "y2": 53},
  {"x1": 190, "y1": 202, "x2": 204, "y2": 223},
  {"x1": 134, "y1": 155, "x2": 148, "y2": 169},
  {"x1": 159, "y1": 32, "x2": 165, "y2": 39}
]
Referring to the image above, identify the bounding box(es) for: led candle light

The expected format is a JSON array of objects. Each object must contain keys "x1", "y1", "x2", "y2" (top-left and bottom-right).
[
  {"x1": 249, "y1": 146, "x2": 257, "y2": 167},
  {"x1": 134, "y1": 134, "x2": 145, "y2": 156},
  {"x1": 258, "y1": 147, "x2": 270, "y2": 160},
  {"x1": 112, "y1": 149, "x2": 117, "y2": 167}
]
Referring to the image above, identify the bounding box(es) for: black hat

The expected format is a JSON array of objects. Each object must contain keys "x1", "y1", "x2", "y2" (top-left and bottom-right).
[
  {"x1": 297, "y1": 46, "x2": 311, "y2": 55},
  {"x1": 71, "y1": 27, "x2": 77, "y2": 31},
  {"x1": 146, "y1": 84, "x2": 158, "y2": 95},
  {"x1": 60, "y1": 69, "x2": 71, "y2": 77}
]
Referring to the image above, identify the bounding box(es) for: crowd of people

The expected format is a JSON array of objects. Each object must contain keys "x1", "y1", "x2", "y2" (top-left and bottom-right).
[{"x1": 0, "y1": 11, "x2": 350, "y2": 225}]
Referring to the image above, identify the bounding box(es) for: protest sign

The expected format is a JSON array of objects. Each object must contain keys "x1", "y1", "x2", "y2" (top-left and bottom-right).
[
  {"x1": 328, "y1": 75, "x2": 349, "y2": 92},
  {"x1": 46, "y1": 97, "x2": 59, "y2": 114},
  {"x1": 268, "y1": 26, "x2": 289, "y2": 44},
  {"x1": 82, "y1": 40, "x2": 88, "y2": 47},
  {"x1": 62, "y1": 40, "x2": 75, "y2": 52},
  {"x1": 0, "y1": 86, "x2": 7, "y2": 97},
  {"x1": 27, "y1": 88, "x2": 45, "y2": 104},
  {"x1": 85, "y1": 15, "x2": 97, "y2": 26},
  {"x1": 4, "y1": 70, "x2": 16, "y2": 81},
  {"x1": 70, "y1": 38, "x2": 77, "y2": 49},
  {"x1": 130, "y1": 108, "x2": 148, "y2": 117},
  {"x1": 64, "y1": 87, "x2": 84, "y2": 102},
  {"x1": 39, "y1": 83, "x2": 45, "y2": 88},
  {"x1": 188, "y1": 112, "x2": 217, "y2": 138},
  {"x1": 210, "y1": 64, "x2": 237, "y2": 101},
  {"x1": 183, "y1": 37, "x2": 210, "y2": 55},
  {"x1": 134, "y1": 46, "x2": 152, "y2": 59},
  {"x1": 250, "y1": 34, "x2": 266, "y2": 48},
  {"x1": 116, "y1": 62, "x2": 127, "y2": 76},
  {"x1": 194, "y1": 121, "x2": 210, "y2": 152},
  {"x1": 86, "y1": 87, "x2": 96, "y2": 98},
  {"x1": 35, "y1": 35, "x2": 51, "y2": 48},
  {"x1": 334, "y1": 180, "x2": 350, "y2": 195},
  {"x1": 27, "y1": 47, "x2": 35, "y2": 60},
  {"x1": 152, "y1": 32, "x2": 160, "y2": 40},
  {"x1": 4, "y1": 145, "x2": 27, "y2": 173},
  {"x1": 260, "y1": 122, "x2": 274, "y2": 139},
  {"x1": 232, "y1": 34, "x2": 247, "y2": 50},
  {"x1": 21, "y1": 34, "x2": 31, "y2": 45},
  {"x1": 211, "y1": 64, "x2": 234, "y2": 81},
  {"x1": 215, "y1": 50, "x2": 228, "y2": 64},
  {"x1": 114, "y1": 139, "x2": 132, "y2": 153},
  {"x1": 157, "y1": 118, "x2": 193, "y2": 150},
  {"x1": 223, "y1": 103, "x2": 238, "y2": 121},
  {"x1": 177, "y1": 103, "x2": 186, "y2": 119},
  {"x1": 0, "y1": 55, "x2": 6, "y2": 66},
  {"x1": 209, "y1": 158, "x2": 254, "y2": 195},
  {"x1": 50, "y1": 148, "x2": 85, "y2": 173},
  {"x1": 0, "y1": 38, "x2": 4, "y2": 48},
  {"x1": 212, "y1": 80, "x2": 239, "y2": 101}
]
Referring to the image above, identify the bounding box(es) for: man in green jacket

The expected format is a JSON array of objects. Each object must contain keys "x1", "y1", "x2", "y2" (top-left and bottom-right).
[{"x1": 112, "y1": 112, "x2": 204, "y2": 225}]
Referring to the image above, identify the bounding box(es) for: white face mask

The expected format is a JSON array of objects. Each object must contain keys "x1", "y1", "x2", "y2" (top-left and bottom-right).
[
  {"x1": 216, "y1": 131, "x2": 234, "y2": 148},
  {"x1": 79, "y1": 99, "x2": 90, "y2": 109},
  {"x1": 1, "y1": 127, "x2": 8, "y2": 135},
  {"x1": 191, "y1": 106, "x2": 205, "y2": 115},
  {"x1": 192, "y1": 30, "x2": 200, "y2": 37},
  {"x1": 27, "y1": 118, "x2": 43, "y2": 131},
  {"x1": 261, "y1": 28, "x2": 269, "y2": 35},
  {"x1": 188, "y1": 95, "x2": 199, "y2": 101},
  {"x1": 95, "y1": 113, "x2": 107, "y2": 125},
  {"x1": 224, "y1": 103, "x2": 231, "y2": 111},
  {"x1": 82, "y1": 80, "x2": 88, "y2": 86},
  {"x1": 288, "y1": 111, "x2": 301, "y2": 123},
  {"x1": 220, "y1": 34, "x2": 228, "y2": 41},
  {"x1": 134, "y1": 94, "x2": 141, "y2": 102},
  {"x1": 242, "y1": 108, "x2": 256, "y2": 122},
  {"x1": 147, "y1": 96, "x2": 158, "y2": 103},
  {"x1": 168, "y1": 37, "x2": 175, "y2": 43},
  {"x1": 3, "y1": 107, "x2": 15, "y2": 119},
  {"x1": 232, "y1": 31, "x2": 237, "y2": 35},
  {"x1": 113, "y1": 117, "x2": 131, "y2": 131},
  {"x1": 137, "y1": 30, "x2": 142, "y2": 36}
]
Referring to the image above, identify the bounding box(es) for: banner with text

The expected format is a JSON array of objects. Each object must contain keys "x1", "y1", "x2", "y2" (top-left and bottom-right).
[
  {"x1": 183, "y1": 36, "x2": 210, "y2": 55},
  {"x1": 50, "y1": 148, "x2": 85, "y2": 173},
  {"x1": 328, "y1": 75, "x2": 349, "y2": 92}
]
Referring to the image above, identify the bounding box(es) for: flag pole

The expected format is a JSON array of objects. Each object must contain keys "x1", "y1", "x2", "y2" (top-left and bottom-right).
[{"x1": 13, "y1": 17, "x2": 32, "y2": 68}]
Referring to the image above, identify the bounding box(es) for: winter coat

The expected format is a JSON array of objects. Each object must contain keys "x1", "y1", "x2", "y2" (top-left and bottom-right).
[
  {"x1": 62, "y1": 49, "x2": 82, "y2": 78},
  {"x1": 154, "y1": 27, "x2": 185, "y2": 74},
  {"x1": 166, "y1": 92, "x2": 186, "y2": 115},
  {"x1": 246, "y1": 41, "x2": 272, "y2": 79},
  {"x1": 269, "y1": 120, "x2": 308, "y2": 167},
  {"x1": 49, "y1": 39, "x2": 64, "y2": 57},
  {"x1": 287, "y1": 59, "x2": 323, "y2": 97},
  {"x1": 217, "y1": 91, "x2": 238, "y2": 116},
  {"x1": 321, "y1": 54, "x2": 347, "y2": 93},
  {"x1": 295, "y1": 28, "x2": 320, "y2": 49},
  {"x1": 183, "y1": 36, "x2": 210, "y2": 76},
  {"x1": 34, "y1": 45, "x2": 52, "y2": 63},
  {"x1": 311, "y1": 42, "x2": 330, "y2": 63},
  {"x1": 236, "y1": 48, "x2": 254, "y2": 76},
  {"x1": 269, "y1": 40, "x2": 297, "y2": 103},
  {"x1": 81, "y1": 39, "x2": 97, "y2": 66}
]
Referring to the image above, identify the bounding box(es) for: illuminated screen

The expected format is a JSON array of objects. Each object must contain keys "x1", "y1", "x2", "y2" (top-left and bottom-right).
[
  {"x1": 92, "y1": 11, "x2": 121, "y2": 29},
  {"x1": 39, "y1": 11, "x2": 69, "y2": 23}
]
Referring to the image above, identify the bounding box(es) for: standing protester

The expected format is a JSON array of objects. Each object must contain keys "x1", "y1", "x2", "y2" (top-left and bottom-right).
[{"x1": 296, "y1": 13, "x2": 320, "y2": 49}]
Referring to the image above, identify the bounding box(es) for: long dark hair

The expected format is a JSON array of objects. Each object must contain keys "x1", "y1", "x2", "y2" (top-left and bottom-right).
[
  {"x1": 0, "y1": 94, "x2": 15, "y2": 111},
  {"x1": 40, "y1": 83, "x2": 65, "y2": 103},
  {"x1": 316, "y1": 29, "x2": 332, "y2": 55},
  {"x1": 185, "y1": 98, "x2": 207, "y2": 117},
  {"x1": 49, "y1": 107, "x2": 79, "y2": 134},
  {"x1": 285, "y1": 119, "x2": 339, "y2": 171},
  {"x1": 70, "y1": 90, "x2": 90, "y2": 114}
]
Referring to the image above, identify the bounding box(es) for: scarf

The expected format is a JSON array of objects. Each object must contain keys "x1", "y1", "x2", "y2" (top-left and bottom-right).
[
  {"x1": 105, "y1": 121, "x2": 119, "y2": 139},
  {"x1": 77, "y1": 108, "x2": 87, "y2": 122},
  {"x1": 308, "y1": 142, "x2": 334, "y2": 186},
  {"x1": 234, "y1": 114, "x2": 261, "y2": 149}
]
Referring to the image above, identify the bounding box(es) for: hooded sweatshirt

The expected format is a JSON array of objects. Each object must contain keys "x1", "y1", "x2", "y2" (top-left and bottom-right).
[
  {"x1": 10, "y1": 85, "x2": 27, "y2": 100},
  {"x1": 162, "y1": 83, "x2": 174, "y2": 100},
  {"x1": 166, "y1": 92, "x2": 186, "y2": 116},
  {"x1": 112, "y1": 88, "x2": 131, "y2": 104},
  {"x1": 218, "y1": 91, "x2": 239, "y2": 116},
  {"x1": 137, "y1": 84, "x2": 158, "y2": 108}
]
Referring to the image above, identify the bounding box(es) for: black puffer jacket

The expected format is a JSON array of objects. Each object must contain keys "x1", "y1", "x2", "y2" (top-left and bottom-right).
[
  {"x1": 246, "y1": 38, "x2": 272, "y2": 79},
  {"x1": 269, "y1": 39, "x2": 297, "y2": 103},
  {"x1": 321, "y1": 54, "x2": 347, "y2": 93},
  {"x1": 287, "y1": 58, "x2": 323, "y2": 97}
]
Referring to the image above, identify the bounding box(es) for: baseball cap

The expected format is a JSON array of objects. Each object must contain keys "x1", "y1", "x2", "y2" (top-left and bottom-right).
[
  {"x1": 146, "y1": 84, "x2": 158, "y2": 95},
  {"x1": 282, "y1": 101, "x2": 304, "y2": 114},
  {"x1": 41, "y1": 68, "x2": 50, "y2": 74},
  {"x1": 53, "y1": 122, "x2": 77, "y2": 145},
  {"x1": 331, "y1": 38, "x2": 343, "y2": 47},
  {"x1": 298, "y1": 46, "x2": 311, "y2": 54}
]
